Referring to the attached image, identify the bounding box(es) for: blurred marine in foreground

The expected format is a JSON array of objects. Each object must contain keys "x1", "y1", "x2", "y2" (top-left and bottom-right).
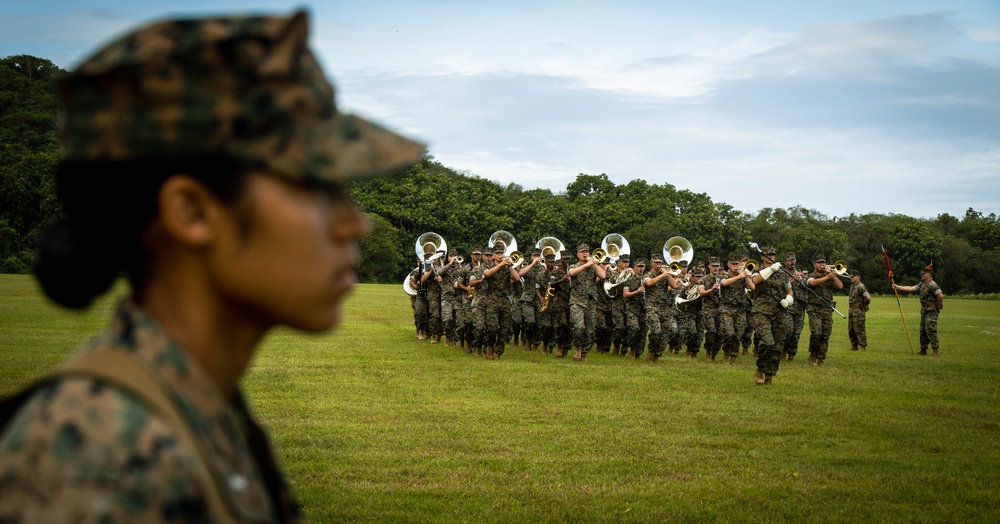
[{"x1": 0, "y1": 10, "x2": 423, "y2": 522}]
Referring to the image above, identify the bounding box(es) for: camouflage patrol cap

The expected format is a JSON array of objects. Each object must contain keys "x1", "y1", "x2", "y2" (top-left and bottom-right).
[
  {"x1": 577, "y1": 243, "x2": 590, "y2": 252},
  {"x1": 471, "y1": 247, "x2": 482, "y2": 255},
  {"x1": 58, "y1": 10, "x2": 424, "y2": 182},
  {"x1": 448, "y1": 249, "x2": 458, "y2": 256},
  {"x1": 728, "y1": 254, "x2": 741, "y2": 264},
  {"x1": 785, "y1": 251, "x2": 796, "y2": 261},
  {"x1": 761, "y1": 245, "x2": 777, "y2": 256},
  {"x1": 532, "y1": 248, "x2": 541, "y2": 256},
  {"x1": 633, "y1": 258, "x2": 646, "y2": 267},
  {"x1": 692, "y1": 268, "x2": 705, "y2": 277},
  {"x1": 650, "y1": 254, "x2": 663, "y2": 262},
  {"x1": 619, "y1": 254, "x2": 630, "y2": 262},
  {"x1": 544, "y1": 253, "x2": 556, "y2": 262},
  {"x1": 709, "y1": 257, "x2": 720, "y2": 266},
  {"x1": 813, "y1": 253, "x2": 826, "y2": 263}
]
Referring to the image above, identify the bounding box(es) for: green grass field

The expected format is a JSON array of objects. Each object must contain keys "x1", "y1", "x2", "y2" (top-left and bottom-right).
[{"x1": 2, "y1": 274, "x2": 998, "y2": 522}]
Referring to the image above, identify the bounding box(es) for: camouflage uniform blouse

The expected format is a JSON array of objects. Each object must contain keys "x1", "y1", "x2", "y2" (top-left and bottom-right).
[
  {"x1": 849, "y1": 281, "x2": 870, "y2": 311},
  {"x1": 0, "y1": 300, "x2": 300, "y2": 523},
  {"x1": 915, "y1": 280, "x2": 943, "y2": 312},
  {"x1": 568, "y1": 263, "x2": 598, "y2": 308}
]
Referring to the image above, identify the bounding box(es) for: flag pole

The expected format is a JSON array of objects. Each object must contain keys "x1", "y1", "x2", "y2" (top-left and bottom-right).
[{"x1": 882, "y1": 244, "x2": 914, "y2": 354}]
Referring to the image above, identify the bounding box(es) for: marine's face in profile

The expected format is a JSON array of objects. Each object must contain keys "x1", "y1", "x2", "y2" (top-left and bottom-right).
[{"x1": 209, "y1": 172, "x2": 369, "y2": 332}]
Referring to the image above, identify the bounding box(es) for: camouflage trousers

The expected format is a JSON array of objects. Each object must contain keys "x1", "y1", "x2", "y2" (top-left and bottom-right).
[
  {"x1": 540, "y1": 307, "x2": 569, "y2": 349},
  {"x1": 742, "y1": 308, "x2": 754, "y2": 350},
  {"x1": 702, "y1": 307, "x2": 720, "y2": 357},
  {"x1": 427, "y1": 294, "x2": 442, "y2": 337},
  {"x1": 783, "y1": 306, "x2": 805, "y2": 356},
  {"x1": 595, "y1": 306, "x2": 613, "y2": 352},
  {"x1": 414, "y1": 295, "x2": 429, "y2": 334},
  {"x1": 625, "y1": 305, "x2": 646, "y2": 356},
  {"x1": 848, "y1": 308, "x2": 867, "y2": 348},
  {"x1": 456, "y1": 299, "x2": 471, "y2": 344},
  {"x1": 471, "y1": 299, "x2": 487, "y2": 349},
  {"x1": 485, "y1": 297, "x2": 511, "y2": 356},
  {"x1": 807, "y1": 308, "x2": 834, "y2": 361},
  {"x1": 440, "y1": 295, "x2": 459, "y2": 343},
  {"x1": 718, "y1": 305, "x2": 746, "y2": 358},
  {"x1": 510, "y1": 298, "x2": 523, "y2": 342},
  {"x1": 666, "y1": 310, "x2": 681, "y2": 353},
  {"x1": 753, "y1": 308, "x2": 787, "y2": 375},
  {"x1": 644, "y1": 304, "x2": 668, "y2": 357},
  {"x1": 570, "y1": 302, "x2": 596, "y2": 354},
  {"x1": 520, "y1": 300, "x2": 539, "y2": 346},
  {"x1": 677, "y1": 310, "x2": 702, "y2": 355},
  {"x1": 611, "y1": 299, "x2": 627, "y2": 349},
  {"x1": 920, "y1": 308, "x2": 940, "y2": 350}
]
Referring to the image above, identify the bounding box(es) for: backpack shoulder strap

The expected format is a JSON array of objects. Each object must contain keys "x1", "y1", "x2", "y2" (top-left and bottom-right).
[{"x1": 58, "y1": 349, "x2": 239, "y2": 524}]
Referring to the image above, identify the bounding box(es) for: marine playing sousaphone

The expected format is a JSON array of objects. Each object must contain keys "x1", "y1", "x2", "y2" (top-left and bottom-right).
[
  {"x1": 402, "y1": 232, "x2": 447, "y2": 296},
  {"x1": 601, "y1": 233, "x2": 632, "y2": 297},
  {"x1": 489, "y1": 230, "x2": 524, "y2": 268}
]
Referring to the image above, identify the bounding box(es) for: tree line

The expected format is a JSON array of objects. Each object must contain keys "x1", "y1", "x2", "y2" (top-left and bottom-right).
[{"x1": 2, "y1": 54, "x2": 999, "y2": 295}]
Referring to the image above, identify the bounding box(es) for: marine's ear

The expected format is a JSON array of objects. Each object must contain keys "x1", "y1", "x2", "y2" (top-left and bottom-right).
[{"x1": 154, "y1": 174, "x2": 225, "y2": 248}]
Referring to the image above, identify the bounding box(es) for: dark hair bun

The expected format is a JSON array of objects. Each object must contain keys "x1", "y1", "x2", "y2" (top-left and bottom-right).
[{"x1": 34, "y1": 218, "x2": 120, "y2": 309}]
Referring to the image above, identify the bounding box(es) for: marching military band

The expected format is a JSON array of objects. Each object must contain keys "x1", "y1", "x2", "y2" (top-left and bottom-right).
[{"x1": 405, "y1": 231, "x2": 859, "y2": 385}]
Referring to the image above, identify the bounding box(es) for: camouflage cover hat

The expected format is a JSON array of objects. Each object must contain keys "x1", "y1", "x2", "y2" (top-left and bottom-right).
[
  {"x1": 633, "y1": 258, "x2": 646, "y2": 266},
  {"x1": 492, "y1": 245, "x2": 506, "y2": 254},
  {"x1": 760, "y1": 245, "x2": 777, "y2": 256},
  {"x1": 544, "y1": 253, "x2": 556, "y2": 262},
  {"x1": 709, "y1": 256, "x2": 720, "y2": 266},
  {"x1": 813, "y1": 253, "x2": 826, "y2": 263},
  {"x1": 728, "y1": 254, "x2": 741, "y2": 264},
  {"x1": 785, "y1": 251, "x2": 797, "y2": 261},
  {"x1": 619, "y1": 254, "x2": 630, "y2": 261},
  {"x1": 577, "y1": 243, "x2": 590, "y2": 252},
  {"x1": 650, "y1": 254, "x2": 663, "y2": 262},
  {"x1": 58, "y1": 10, "x2": 424, "y2": 182},
  {"x1": 531, "y1": 248, "x2": 541, "y2": 256},
  {"x1": 448, "y1": 248, "x2": 458, "y2": 256},
  {"x1": 471, "y1": 247, "x2": 482, "y2": 255},
  {"x1": 692, "y1": 268, "x2": 705, "y2": 277}
]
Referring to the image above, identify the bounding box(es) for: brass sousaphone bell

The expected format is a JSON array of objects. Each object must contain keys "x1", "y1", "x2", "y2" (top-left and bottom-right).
[
  {"x1": 663, "y1": 236, "x2": 693, "y2": 276},
  {"x1": 536, "y1": 237, "x2": 565, "y2": 261},
  {"x1": 601, "y1": 233, "x2": 632, "y2": 297}
]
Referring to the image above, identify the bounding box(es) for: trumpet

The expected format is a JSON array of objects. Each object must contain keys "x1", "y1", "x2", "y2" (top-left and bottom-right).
[
  {"x1": 591, "y1": 248, "x2": 608, "y2": 263},
  {"x1": 667, "y1": 261, "x2": 683, "y2": 277},
  {"x1": 826, "y1": 260, "x2": 849, "y2": 276},
  {"x1": 456, "y1": 255, "x2": 464, "y2": 265},
  {"x1": 744, "y1": 259, "x2": 759, "y2": 273},
  {"x1": 508, "y1": 251, "x2": 525, "y2": 268}
]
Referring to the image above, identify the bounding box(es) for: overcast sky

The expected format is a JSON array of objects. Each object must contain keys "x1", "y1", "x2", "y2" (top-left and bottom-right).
[{"x1": 3, "y1": 0, "x2": 999, "y2": 219}]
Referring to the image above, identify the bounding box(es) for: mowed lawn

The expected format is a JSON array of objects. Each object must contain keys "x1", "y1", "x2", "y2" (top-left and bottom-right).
[{"x1": 2, "y1": 274, "x2": 998, "y2": 522}]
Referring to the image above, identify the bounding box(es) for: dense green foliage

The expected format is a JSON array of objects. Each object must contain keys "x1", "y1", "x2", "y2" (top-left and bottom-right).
[
  {"x1": 2, "y1": 276, "x2": 998, "y2": 522},
  {"x1": 0, "y1": 55, "x2": 62, "y2": 273},
  {"x1": 2, "y1": 54, "x2": 998, "y2": 293}
]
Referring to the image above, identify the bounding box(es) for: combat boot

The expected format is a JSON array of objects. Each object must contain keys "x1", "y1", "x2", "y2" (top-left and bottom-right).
[
  {"x1": 729, "y1": 355, "x2": 737, "y2": 365},
  {"x1": 464, "y1": 341, "x2": 472, "y2": 354},
  {"x1": 850, "y1": 345, "x2": 858, "y2": 351},
  {"x1": 486, "y1": 346, "x2": 495, "y2": 360},
  {"x1": 786, "y1": 353, "x2": 794, "y2": 362},
  {"x1": 754, "y1": 370, "x2": 765, "y2": 385},
  {"x1": 417, "y1": 330, "x2": 426, "y2": 341},
  {"x1": 932, "y1": 348, "x2": 939, "y2": 356},
  {"x1": 919, "y1": 348, "x2": 927, "y2": 355},
  {"x1": 722, "y1": 354, "x2": 730, "y2": 364},
  {"x1": 573, "y1": 348, "x2": 583, "y2": 361},
  {"x1": 860, "y1": 346, "x2": 867, "y2": 352},
  {"x1": 430, "y1": 335, "x2": 439, "y2": 344},
  {"x1": 764, "y1": 374, "x2": 773, "y2": 385}
]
